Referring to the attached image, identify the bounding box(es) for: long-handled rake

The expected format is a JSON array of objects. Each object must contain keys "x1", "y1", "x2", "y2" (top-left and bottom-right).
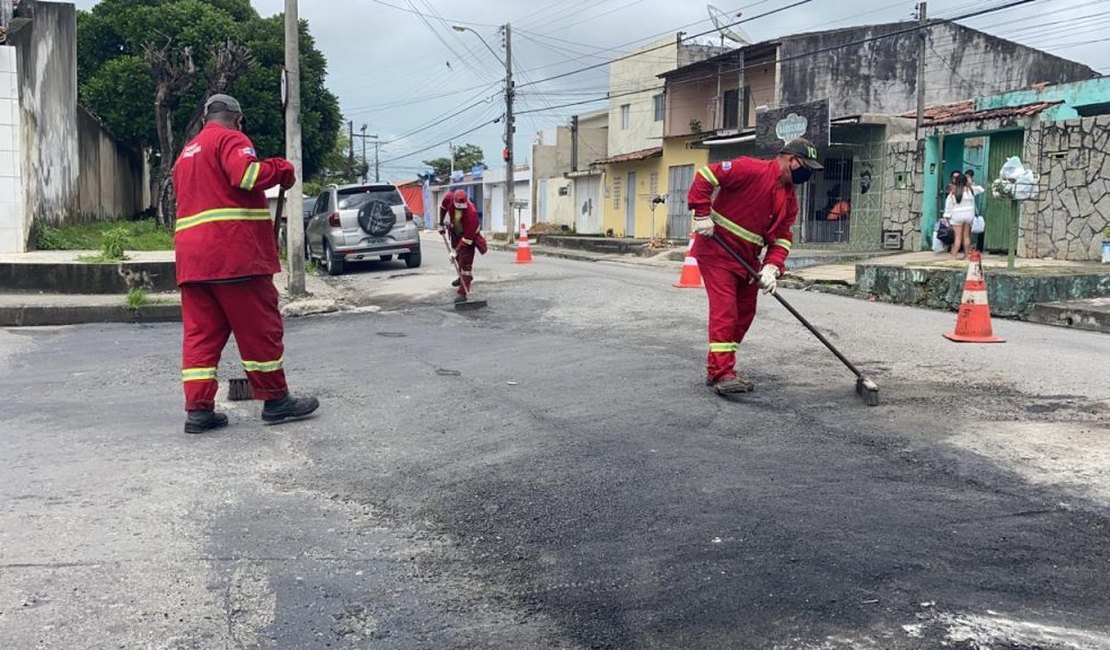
[{"x1": 710, "y1": 234, "x2": 880, "y2": 406}]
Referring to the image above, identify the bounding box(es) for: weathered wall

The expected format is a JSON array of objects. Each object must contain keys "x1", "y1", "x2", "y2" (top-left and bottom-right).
[
  {"x1": 542, "y1": 176, "x2": 574, "y2": 227},
  {"x1": 10, "y1": 0, "x2": 79, "y2": 226},
  {"x1": 0, "y1": 45, "x2": 26, "y2": 253},
  {"x1": 1026, "y1": 115, "x2": 1110, "y2": 261},
  {"x1": 576, "y1": 112, "x2": 608, "y2": 167},
  {"x1": 76, "y1": 105, "x2": 144, "y2": 220},
  {"x1": 778, "y1": 22, "x2": 1096, "y2": 118},
  {"x1": 608, "y1": 37, "x2": 674, "y2": 156}
]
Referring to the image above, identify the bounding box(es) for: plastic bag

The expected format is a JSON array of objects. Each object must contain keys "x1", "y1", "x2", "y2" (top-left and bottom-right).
[
  {"x1": 999, "y1": 156, "x2": 1024, "y2": 181},
  {"x1": 971, "y1": 215, "x2": 986, "y2": 234},
  {"x1": 1014, "y1": 169, "x2": 1039, "y2": 200},
  {"x1": 932, "y1": 233, "x2": 946, "y2": 252}
]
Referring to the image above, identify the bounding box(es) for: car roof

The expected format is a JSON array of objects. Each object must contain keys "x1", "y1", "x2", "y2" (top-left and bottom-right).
[{"x1": 335, "y1": 183, "x2": 398, "y2": 192}]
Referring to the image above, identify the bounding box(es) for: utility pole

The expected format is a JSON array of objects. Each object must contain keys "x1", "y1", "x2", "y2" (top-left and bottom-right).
[
  {"x1": 284, "y1": 0, "x2": 305, "y2": 295},
  {"x1": 348, "y1": 120, "x2": 354, "y2": 180},
  {"x1": 915, "y1": 2, "x2": 927, "y2": 141},
  {"x1": 360, "y1": 124, "x2": 367, "y2": 183},
  {"x1": 503, "y1": 23, "x2": 515, "y2": 239},
  {"x1": 570, "y1": 114, "x2": 578, "y2": 172},
  {"x1": 374, "y1": 137, "x2": 380, "y2": 182}
]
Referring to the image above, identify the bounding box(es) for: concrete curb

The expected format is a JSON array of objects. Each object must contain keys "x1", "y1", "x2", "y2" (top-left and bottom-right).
[
  {"x1": 0, "y1": 303, "x2": 182, "y2": 327},
  {"x1": 1027, "y1": 299, "x2": 1110, "y2": 334}
]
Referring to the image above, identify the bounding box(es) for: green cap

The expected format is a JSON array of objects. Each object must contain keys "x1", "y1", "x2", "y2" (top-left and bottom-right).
[{"x1": 204, "y1": 93, "x2": 243, "y2": 116}]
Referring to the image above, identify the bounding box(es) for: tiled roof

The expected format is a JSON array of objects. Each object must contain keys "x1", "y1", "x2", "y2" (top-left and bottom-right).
[
  {"x1": 594, "y1": 146, "x2": 663, "y2": 165},
  {"x1": 903, "y1": 100, "x2": 1062, "y2": 126}
]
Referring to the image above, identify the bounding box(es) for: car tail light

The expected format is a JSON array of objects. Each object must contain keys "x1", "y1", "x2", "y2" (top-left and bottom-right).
[
  {"x1": 328, "y1": 212, "x2": 340, "y2": 227},
  {"x1": 405, "y1": 207, "x2": 414, "y2": 221}
]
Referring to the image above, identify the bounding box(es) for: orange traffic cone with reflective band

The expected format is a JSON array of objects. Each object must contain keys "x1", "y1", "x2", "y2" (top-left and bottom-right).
[
  {"x1": 514, "y1": 222, "x2": 533, "y2": 264},
  {"x1": 944, "y1": 250, "x2": 1005, "y2": 343},
  {"x1": 674, "y1": 233, "x2": 703, "y2": 288}
]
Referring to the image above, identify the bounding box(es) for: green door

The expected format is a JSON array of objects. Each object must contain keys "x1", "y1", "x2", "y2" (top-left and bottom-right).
[{"x1": 983, "y1": 130, "x2": 1024, "y2": 252}]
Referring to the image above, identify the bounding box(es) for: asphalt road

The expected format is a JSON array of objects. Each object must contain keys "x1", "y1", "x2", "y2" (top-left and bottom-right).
[{"x1": 2, "y1": 239, "x2": 1109, "y2": 649}]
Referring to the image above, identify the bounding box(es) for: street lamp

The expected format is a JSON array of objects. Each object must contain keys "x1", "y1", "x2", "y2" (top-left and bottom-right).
[
  {"x1": 452, "y1": 22, "x2": 517, "y2": 242},
  {"x1": 451, "y1": 24, "x2": 504, "y2": 66}
]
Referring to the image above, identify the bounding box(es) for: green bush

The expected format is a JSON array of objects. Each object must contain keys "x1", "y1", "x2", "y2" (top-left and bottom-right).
[
  {"x1": 34, "y1": 220, "x2": 174, "y2": 252},
  {"x1": 36, "y1": 224, "x2": 91, "y2": 250},
  {"x1": 100, "y1": 226, "x2": 129, "y2": 260}
]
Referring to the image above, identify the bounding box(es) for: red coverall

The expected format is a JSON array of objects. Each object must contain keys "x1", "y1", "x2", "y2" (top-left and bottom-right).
[
  {"x1": 173, "y1": 122, "x2": 295, "y2": 412},
  {"x1": 442, "y1": 200, "x2": 482, "y2": 296},
  {"x1": 687, "y1": 157, "x2": 798, "y2": 382}
]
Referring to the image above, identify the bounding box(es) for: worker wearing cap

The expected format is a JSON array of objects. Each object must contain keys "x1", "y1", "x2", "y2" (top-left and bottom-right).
[
  {"x1": 438, "y1": 189, "x2": 485, "y2": 302},
  {"x1": 687, "y1": 137, "x2": 823, "y2": 395},
  {"x1": 172, "y1": 93, "x2": 320, "y2": 433}
]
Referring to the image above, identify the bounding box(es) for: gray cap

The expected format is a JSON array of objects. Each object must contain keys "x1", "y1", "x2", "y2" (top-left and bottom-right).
[{"x1": 204, "y1": 93, "x2": 243, "y2": 116}]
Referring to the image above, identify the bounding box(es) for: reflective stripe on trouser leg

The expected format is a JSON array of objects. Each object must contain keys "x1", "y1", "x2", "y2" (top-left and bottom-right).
[
  {"x1": 212, "y1": 276, "x2": 289, "y2": 401},
  {"x1": 457, "y1": 245, "x2": 476, "y2": 294},
  {"x1": 181, "y1": 283, "x2": 233, "y2": 412},
  {"x1": 701, "y1": 262, "x2": 758, "y2": 382}
]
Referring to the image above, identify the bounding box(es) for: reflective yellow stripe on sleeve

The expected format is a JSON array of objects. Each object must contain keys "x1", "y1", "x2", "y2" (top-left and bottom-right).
[
  {"x1": 697, "y1": 166, "x2": 720, "y2": 187},
  {"x1": 709, "y1": 342, "x2": 739, "y2": 353},
  {"x1": 241, "y1": 357, "x2": 284, "y2": 373},
  {"x1": 710, "y1": 211, "x2": 765, "y2": 247},
  {"x1": 773, "y1": 238, "x2": 793, "y2": 251},
  {"x1": 175, "y1": 208, "x2": 273, "y2": 232},
  {"x1": 239, "y1": 162, "x2": 261, "y2": 191},
  {"x1": 182, "y1": 367, "x2": 217, "y2": 382}
]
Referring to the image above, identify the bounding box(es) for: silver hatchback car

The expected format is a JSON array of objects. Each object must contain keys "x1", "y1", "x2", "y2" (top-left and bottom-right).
[{"x1": 305, "y1": 183, "x2": 422, "y2": 275}]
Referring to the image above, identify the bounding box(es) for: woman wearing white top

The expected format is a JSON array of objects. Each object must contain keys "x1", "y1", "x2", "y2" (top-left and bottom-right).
[{"x1": 943, "y1": 173, "x2": 984, "y2": 260}]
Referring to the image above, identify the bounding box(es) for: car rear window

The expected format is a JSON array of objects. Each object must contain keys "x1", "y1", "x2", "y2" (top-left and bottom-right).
[{"x1": 338, "y1": 189, "x2": 404, "y2": 210}]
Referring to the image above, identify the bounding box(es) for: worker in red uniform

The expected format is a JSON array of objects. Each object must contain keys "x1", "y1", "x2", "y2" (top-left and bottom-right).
[
  {"x1": 173, "y1": 94, "x2": 320, "y2": 433},
  {"x1": 687, "y1": 137, "x2": 823, "y2": 395},
  {"x1": 438, "y1": 189, "x2": 485, "y2": 302}
]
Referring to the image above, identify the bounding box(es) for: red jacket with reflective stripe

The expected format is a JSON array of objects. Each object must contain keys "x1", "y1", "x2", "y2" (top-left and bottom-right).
[
  {"x1": 446, "y1": 201, "x2": 481, "y2": 248},
  {"x1": 172, "y1": 122, "x2": 295, "y2": 284},
  {"x1": 687, "y1": 157, "x2": 798, "y2": 276}
]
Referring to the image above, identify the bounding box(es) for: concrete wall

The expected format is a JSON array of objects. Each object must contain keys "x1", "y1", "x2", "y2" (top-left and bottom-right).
[
  {"x1": 575, "y1": 112, "x2": 608, "y2": 168},
  {"x1": 977, "y1": 78, "x2": 1110, "y2": 123},
  {"x1": 1026, "y1": 115, "x2": 1110, "y2": 261},
  {"x1": 76, "y1": 105, "x2": 144, "y2": 220},
  {"x1": 778, "y1": 22, "x2": 1097, "y2": 118},
  {"x1": 601, "y1": 156, "x2": 663, "y2": 238},
  {"x1": 883, "y1": 140, "x2": 925, "y2": 252},
  {"x1": 542, "y1": 176, "x2": 575, "y2": 228},
  {"x1": 10, "y1": 0, "x2": 79, "y2": 227},
  {"x1": 0, "y1": 46, "x2": 25, "y2": 253}
]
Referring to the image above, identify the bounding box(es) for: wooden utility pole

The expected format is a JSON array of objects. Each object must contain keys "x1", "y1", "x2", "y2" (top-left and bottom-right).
[
  {"x1": 503, "y1": 23, "x2": 515, "y2": 238},
  {"x1": 915, "y1": 2, "x2": 927, "y2": 141},
  {"x1": 284, "y1": 0, "x2": 305, "y2": 295},
  {"x1": 348, "y1": 120, "x2": 354, "y2": 180}
]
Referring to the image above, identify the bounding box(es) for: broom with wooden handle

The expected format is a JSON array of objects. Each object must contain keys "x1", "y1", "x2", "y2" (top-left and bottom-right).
[{"x1": 228, "y1": 188, "x2": 286, "y2": 401}]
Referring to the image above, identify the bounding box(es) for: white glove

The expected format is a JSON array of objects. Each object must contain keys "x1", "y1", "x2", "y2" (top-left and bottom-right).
[
  {"x1": 693, "y1": 216, "x2": 714, "y2": 237},
  {"x1": 449, "y1": 250, "x2": 457, "y2": 262},
  {"x1": 758, "y1": 265, "x2": 780, "y2": 295}
]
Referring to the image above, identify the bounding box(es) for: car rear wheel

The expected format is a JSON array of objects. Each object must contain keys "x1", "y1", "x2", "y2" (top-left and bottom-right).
[
  {"x1": 404, "y1": 247, "x2": 422, "y2": 269},
  {"x1": 324, "y1": 241, "x2": 344, "y2": 275}
]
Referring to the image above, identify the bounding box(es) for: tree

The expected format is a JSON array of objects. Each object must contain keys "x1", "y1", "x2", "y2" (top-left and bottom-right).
[
  {"x1": 423, "y1": 143, "x2": 485, "y2": 180},
  {"x1": 312, "y1": 125, "x2": 368, "y2": 188},
  {"x1": 77, "y1": 0, "x2": 340, "y2": 219}
]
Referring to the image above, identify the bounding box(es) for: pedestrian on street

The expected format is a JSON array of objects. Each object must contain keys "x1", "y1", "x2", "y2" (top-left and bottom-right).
[
  {"x1": 439, "y1": 189, "x2": 486, "y2": 302},
  {"x1": 943, "y1": 172, "x2": 983, "y2": 260},
  {"x1": 687, "y1": 137, "x2": 822, "y2": 395},
  {"x1": 173, "y1": 93, "x2": 320, "y2": 434}
]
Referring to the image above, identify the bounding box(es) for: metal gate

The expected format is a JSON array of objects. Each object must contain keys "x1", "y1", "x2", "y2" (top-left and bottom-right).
[
  {"x1": 667, "y1": 164, "x2": 694, "y2": 238},
  {"x1": 983, "y1": 130, "x2": 1024, "y2": 252}
]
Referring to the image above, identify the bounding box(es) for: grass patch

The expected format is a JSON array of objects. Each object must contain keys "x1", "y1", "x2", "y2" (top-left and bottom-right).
[
  {"x1": 306, "y1": 258, "x2": 319, "y2": 274},
  {"x1": 125, "y1": 287, "x2": 148, "y2": 311},
  {"x1": 36, "y1": 219, "x2": 174, "y2": 252}
]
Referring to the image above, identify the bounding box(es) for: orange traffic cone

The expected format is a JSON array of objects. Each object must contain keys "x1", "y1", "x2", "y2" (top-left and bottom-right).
[
  {"x1": 944, "y1": 250, "x2": 1004, "y2": 343},
  {"x1": 673, "y1": 233, "x2": 703, "y2": 288},
  {"x1": 514, "y1": 222, "x2": 533, "y2": 264}
]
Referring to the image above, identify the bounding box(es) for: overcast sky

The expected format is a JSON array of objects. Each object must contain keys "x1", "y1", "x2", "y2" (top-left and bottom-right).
[{"x1": 76, "y1": 0, "x2": 1110, "y2": 180}]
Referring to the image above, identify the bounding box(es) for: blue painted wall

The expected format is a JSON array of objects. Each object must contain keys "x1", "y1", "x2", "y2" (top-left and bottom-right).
[{"x1": 976, "y1": 78, "x2": 1110, "y2": 122}]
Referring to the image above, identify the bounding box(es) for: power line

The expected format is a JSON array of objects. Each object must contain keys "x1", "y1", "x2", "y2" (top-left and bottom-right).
[{"x1": 378, "y1": 114, "x2": 504, "y2": 165}]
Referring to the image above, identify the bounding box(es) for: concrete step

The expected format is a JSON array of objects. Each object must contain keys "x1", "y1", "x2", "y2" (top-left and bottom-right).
[
  {"x1": 1027, "y1": 298, "x2": 1110, "y2": 334},
  {"x1": 0, "y1": 293, "x2": 181, "y2": 327}
]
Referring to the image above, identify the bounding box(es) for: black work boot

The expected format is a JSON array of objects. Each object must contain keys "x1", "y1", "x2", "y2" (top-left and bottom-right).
[
  {"x1": 454, "y1": 294, "x2": 467, "y2": 303},
  {"x1": 451, "y1": 278, "x2": 461, "y2": 287},
  {"x1": 184, "y1": 410, "x2": 229, "y2": 434},
  {"x1": 261, "y1": 394, "x2": 320, "y2": 425}
]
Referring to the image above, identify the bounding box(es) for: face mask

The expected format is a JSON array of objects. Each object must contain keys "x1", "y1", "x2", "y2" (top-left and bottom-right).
[{"x1": 791, "y1": 165, "x2": 813, "y2": 185}]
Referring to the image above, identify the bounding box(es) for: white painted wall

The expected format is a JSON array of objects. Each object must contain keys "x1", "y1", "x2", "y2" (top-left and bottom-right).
[{"x1": 0, "y1": 46, "x2": 25, "y2": 253}]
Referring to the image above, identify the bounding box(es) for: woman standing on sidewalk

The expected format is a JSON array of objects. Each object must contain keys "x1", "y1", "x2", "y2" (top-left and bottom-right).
[{"x1": 943, "y1": 173, "x2": 982, "y2": 260}]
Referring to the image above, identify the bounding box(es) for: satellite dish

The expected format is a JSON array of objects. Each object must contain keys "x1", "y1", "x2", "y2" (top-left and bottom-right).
[{"x1": 707, "y1": 4, "x2": 753, "y2": 46}]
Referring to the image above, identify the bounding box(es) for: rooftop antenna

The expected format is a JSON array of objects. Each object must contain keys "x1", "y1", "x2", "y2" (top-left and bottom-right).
[{"x1": 707, "y1": 4, "x2": 752, "y2": 47}]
